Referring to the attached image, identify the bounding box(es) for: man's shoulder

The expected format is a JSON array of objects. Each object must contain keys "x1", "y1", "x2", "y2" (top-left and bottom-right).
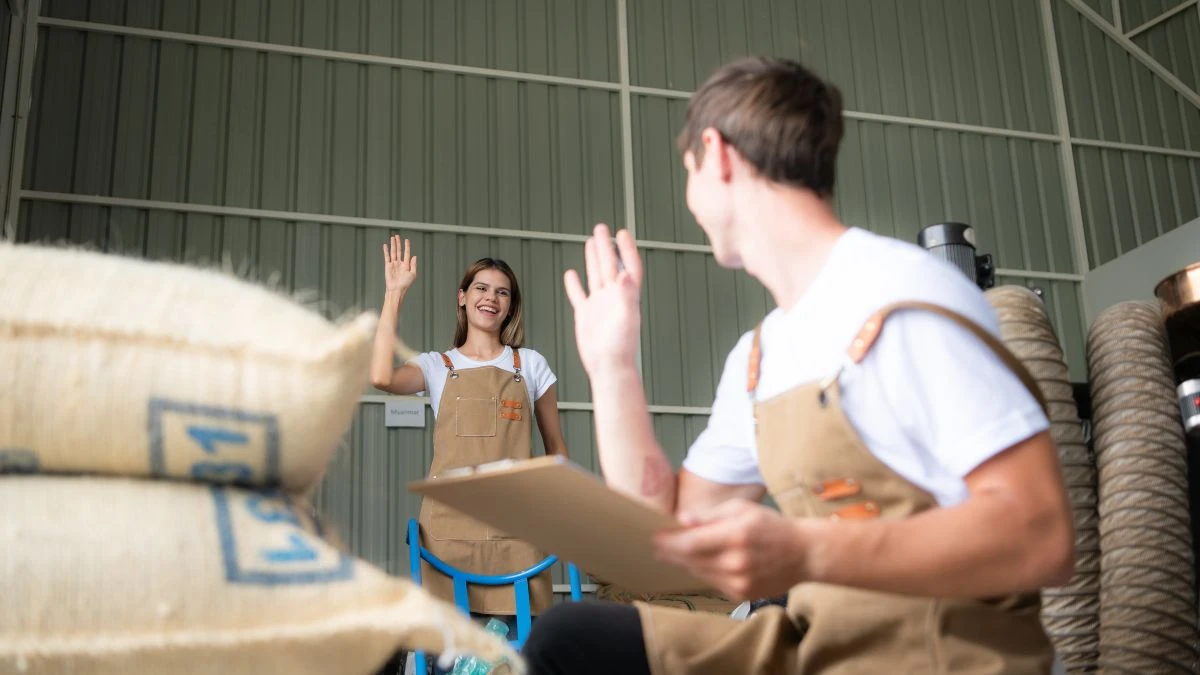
[{"x1": 840, "y1": 231, "x2": 999, "y2": 332}]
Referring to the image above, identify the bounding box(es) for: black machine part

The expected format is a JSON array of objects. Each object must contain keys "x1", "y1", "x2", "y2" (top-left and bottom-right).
[
  {"x1": 1177, "y1": 379, "x2": 1200, "y2": 438},
  {"x1": 917, "y1": 222, "x2": 995, "y2": 291}
]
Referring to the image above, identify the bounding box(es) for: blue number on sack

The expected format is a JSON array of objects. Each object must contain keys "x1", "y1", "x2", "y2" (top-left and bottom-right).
[
  {"x1": 187, "y1": 426, "x2": 249, "y2": 454},
  {"x1": 246, "y1": 494, "x2": 301, "y2": 527},
  {"x1": 149, "y1": 399, "x2": 280, "y2": 484},
  {"x1": 262, "y1": 533, "x2": 320, "y2": 563},
  {"x1": 191, "y1": 462, "x2": 253, "y2": 483},
  {"x1": 212, "y1": 486, "x2": 353, "y2": 584}
]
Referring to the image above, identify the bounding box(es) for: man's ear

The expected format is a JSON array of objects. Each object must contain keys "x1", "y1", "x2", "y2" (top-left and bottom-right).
[{"x1": 700, "y1": 127, "x2": 734, "y2": 183}]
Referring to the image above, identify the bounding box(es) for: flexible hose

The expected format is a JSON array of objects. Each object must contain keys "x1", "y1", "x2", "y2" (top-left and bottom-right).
[
  {"x1": 986, "y1": 286, "x2": 1100, "y2": 672},
  {"x1": 1086, "y1": 301, "x2": 1198, "y2": 674}
]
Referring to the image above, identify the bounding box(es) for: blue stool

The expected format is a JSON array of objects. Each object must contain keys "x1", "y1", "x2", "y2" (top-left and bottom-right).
[{"x1": 407, "y1": 519, "x2": 583, "y2": 673}]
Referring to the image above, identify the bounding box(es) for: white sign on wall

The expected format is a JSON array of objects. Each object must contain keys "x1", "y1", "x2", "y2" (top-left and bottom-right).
[{"x1": 385, "y1": 398, "x2": 426, "y2": 428}]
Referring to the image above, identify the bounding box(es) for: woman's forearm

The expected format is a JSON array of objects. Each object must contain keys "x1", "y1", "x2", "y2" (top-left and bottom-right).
[{"x1": 370, "y1": 289, "x2": 406, "y2": 388}]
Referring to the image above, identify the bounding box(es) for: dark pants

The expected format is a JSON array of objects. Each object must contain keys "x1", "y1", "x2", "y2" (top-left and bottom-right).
[{"x1": 522, "y1": 601, "x2": 652, "y2": 675}]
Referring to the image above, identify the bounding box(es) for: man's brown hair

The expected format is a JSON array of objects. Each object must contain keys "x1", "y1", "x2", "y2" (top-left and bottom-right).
[{"x1": 676, "y1": 56, "x2": 844, "y2": 197}]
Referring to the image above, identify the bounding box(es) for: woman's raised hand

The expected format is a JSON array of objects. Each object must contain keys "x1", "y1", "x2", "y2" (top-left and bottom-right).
[{"x1": 383, "y1": 234, "x2": 418, "y2": 293}]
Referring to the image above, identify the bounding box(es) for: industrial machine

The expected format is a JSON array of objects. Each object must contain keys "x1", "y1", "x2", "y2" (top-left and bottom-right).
[{"x1": 917, "y1": 222, "x2": 995, "y2": 291}]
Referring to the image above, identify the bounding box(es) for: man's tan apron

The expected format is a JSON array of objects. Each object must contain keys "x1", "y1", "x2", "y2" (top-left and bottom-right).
[
  {"x1": 417, "y1": 350, "x2": 554, "y2": 615},
  {"x1": 638, "y1": 301, "x2": 1057, "y2": 674}
]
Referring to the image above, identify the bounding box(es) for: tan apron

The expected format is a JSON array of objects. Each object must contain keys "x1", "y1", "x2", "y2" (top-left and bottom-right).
[
  {"x1": 417, "y1": 349, "x2": 554, "y2": 615},
  {"x1": 638, "y1": 301, "x2": 1056, "y2": 674}
]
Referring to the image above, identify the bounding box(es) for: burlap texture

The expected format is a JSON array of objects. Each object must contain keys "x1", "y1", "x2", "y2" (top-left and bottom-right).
[
  {"x1": 0, "y1": 475, "x2": 523, "y2": 674},
  {"x1": 0, "y1": 242, "x2": 375, "y2": 493}
]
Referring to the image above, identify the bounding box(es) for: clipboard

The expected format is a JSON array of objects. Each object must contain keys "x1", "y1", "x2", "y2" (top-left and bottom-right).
[{"x1": 408, "y1": 455, "x2": 709, "y2": 594}]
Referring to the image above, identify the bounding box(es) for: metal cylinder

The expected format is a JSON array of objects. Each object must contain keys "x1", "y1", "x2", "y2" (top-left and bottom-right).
[
  {"x1": 1178, "y1": 379, "x2": 1200, "y2": 438},
  {"x1": 918, "y1": 222, "x2": 978, "y2": 285}
]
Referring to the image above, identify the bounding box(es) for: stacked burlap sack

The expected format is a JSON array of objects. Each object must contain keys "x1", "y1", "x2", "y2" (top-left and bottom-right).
[{"x1": 0, "y1": 242, "x2": 522, "y2": 674}]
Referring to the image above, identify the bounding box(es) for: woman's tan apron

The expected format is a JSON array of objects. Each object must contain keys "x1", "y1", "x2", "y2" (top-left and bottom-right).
[
  {"x1": 416, "y1": 350, "x2": 554, "y2": 615},
  {"x1": 638, "y1": 301, "x2": 1057, "y2": 674}
]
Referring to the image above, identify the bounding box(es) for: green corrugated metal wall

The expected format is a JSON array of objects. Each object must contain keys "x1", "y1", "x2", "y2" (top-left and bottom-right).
[{"x1": 12, "y1": 0, "x2": 1199, "y2": 579}]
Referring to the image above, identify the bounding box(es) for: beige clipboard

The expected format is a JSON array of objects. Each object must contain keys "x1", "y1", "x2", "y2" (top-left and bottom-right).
[{"x1": 408, "y1": 455, "x2": 709, "y2": 594}]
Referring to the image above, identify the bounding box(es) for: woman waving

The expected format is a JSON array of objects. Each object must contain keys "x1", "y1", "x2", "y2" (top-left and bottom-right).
[{"x1": 371, "y1": 234, "x2": 568, "y2": 627}]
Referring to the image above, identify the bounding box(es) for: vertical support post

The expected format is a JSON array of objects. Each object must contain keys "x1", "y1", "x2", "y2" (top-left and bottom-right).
[
  {"x1": 1111, "y1": 0, "x2": 1122, "y2": 31},
  {"x1": 1039, "y1": 0, "x2": 1093, "y2": 276},
  {"x1": 615, "y1": 0, "x2": 644, "y2": 377},
  {"x1": 0, "y1": 6, "x2": 23, "y2": 235},
  {"x1": 3, "y1": 0, "x2": 37, "y2": 239}
]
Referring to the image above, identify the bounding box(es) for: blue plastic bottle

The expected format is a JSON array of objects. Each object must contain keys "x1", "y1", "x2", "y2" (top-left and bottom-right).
[{"x1": 450, "y1": 618, "x2": 511, "y2": 674}]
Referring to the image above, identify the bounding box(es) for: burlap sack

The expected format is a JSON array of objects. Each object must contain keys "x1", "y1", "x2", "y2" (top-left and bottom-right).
[
  {"x1": 0, "y1": 475, "x2": 524, "y2": 674},
  {"x1": 0, "y1": 242, "x2": 375, "y2": 493}
]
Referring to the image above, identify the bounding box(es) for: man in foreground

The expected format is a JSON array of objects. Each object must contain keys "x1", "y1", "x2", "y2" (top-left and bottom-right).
[{"x1": 523, "y1": 56, "x2": 1074, "y2": 674}]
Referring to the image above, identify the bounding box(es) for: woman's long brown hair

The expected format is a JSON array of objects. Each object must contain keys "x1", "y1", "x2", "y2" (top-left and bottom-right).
[{"x1": 453, "y1": 257, "x2": 525, "y2": 349}]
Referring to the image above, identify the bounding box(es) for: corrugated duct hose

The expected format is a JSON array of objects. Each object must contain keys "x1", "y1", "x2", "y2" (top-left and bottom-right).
[
  {"x1": 1086, "y1": 301, "x2": 1198, "y2": 673},
  {"x1": 986, "y1": 286, "x2": 1099, "y2": 672}
]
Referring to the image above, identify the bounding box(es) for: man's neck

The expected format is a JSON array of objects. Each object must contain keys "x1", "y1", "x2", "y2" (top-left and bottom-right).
[{"x1": 738, "y1": 190, "x2": 847, "y2": 311}]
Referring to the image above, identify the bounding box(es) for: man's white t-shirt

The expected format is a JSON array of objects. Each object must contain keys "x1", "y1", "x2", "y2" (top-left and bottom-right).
[
  {"x1": 681, "y1": 227, "x2": 1049, "y2": 508},
  {"x1": 412, "y1": 346, "x2": 557, "y2": 417}
]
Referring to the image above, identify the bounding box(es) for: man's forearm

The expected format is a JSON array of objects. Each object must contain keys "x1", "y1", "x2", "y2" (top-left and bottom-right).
[
  {"x1": 800, "y1": 489, "x2": 1074, "y2": 598},
  {"x1": 589, "y1": 364, "x2": 677, "y2": 514}
]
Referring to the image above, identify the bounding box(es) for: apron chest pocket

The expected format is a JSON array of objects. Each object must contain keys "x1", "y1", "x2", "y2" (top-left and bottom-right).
[{"x1": 455, "y1": 397, "x2": 498, "y2": 437}]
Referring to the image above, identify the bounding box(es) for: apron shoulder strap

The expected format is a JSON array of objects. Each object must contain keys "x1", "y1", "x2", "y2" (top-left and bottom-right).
[
  {"x1": 846, "y1": 301, "x2": 1047, "y2": 413},
  {"x1": 440, "y1": 352, "x2": 458, "y2": 378},
  {"x1": 511, "y1": 348, "x2": 523, "y2": 382},
  {"x1": 747, "y1": 323, "x2": 764, "y2": 397}
]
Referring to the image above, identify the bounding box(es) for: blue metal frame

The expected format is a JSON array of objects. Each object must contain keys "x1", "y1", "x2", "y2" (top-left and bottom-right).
[{"x1": 407, "y1": 519, "x2": 583, "y2": 673}]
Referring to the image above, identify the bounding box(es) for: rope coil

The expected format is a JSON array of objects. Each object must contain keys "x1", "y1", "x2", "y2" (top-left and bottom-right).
[
  {"x1": 986, "y1": 286, "x2": 1100, "y2": 672},
  {"x1": 1086, "y1": 301, "x2": 1198, "y2": 674}
]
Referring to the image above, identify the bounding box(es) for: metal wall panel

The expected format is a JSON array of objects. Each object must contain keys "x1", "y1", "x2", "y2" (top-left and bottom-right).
[
  {"x1": 640, "y1": 248, "x2": 772, "y2": 408},
  {"x1": 0, "y1": 3, "x2": 11, "y2": 92},
  {"x1": 628, "y1": 0, "x2": 1057, "y2": 135},
  {"x1": 1051, "y1": 0, "x2": 1200, "y2": 267},
  {"x1": 1122, "y1": 0, "x2": 1193, "y2": 29},
  {"x1": 634, "y1": 93, "x2": 1076, "y2": 273},
  {"x1": 1074, "y1": 144, "x2": 1200, "y2": 266},
  {"x1": 42, "y1": 0, "x2": 620, "y2": 83},
  {"x1": 1080, "y1": 0, "x2": 1114, "y2": 23},
  {"x1": 1131, "y1": 4, "x2": 1200, "y2": 93},
  {"x1": 1054, "y1": 0, "x2": 1200, "y2": 152},
  {"x1": 23, "y1": 29, "x2": 625, "y2": 235}
]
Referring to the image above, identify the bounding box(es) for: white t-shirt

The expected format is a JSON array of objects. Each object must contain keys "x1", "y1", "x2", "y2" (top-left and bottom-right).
[
  {"x1": 412, "y1": 346, "x2": 557, "y2": 417},
  {"x1": 681, "y1": 228, "x2": 1049, "y2": 507}
]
